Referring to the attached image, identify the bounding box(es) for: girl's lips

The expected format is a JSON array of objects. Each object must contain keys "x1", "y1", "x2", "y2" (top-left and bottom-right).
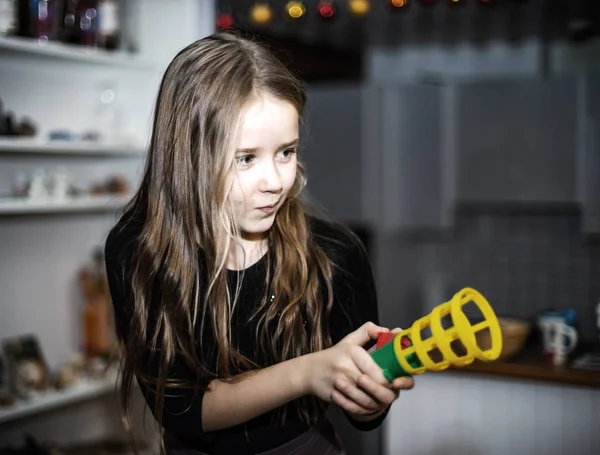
[{"x1": 258, "y1": 204, "x2": 277, "y2": 214}]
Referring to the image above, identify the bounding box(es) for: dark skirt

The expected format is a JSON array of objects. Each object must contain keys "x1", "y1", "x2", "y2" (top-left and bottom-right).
[{"x1": 164, "y1": 418, "x2": 347, "y2": 455}]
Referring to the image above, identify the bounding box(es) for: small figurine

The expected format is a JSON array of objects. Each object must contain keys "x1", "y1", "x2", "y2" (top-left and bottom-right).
[
  {"x1": 0, "y1": 98, "x2": 38, "y2": 137},
  {"x1": 50, "y1": 167, "x2": 70, "y2": 200},
  {"x1": 28, "y1": 169, "x2": 49, "y2": 200}
]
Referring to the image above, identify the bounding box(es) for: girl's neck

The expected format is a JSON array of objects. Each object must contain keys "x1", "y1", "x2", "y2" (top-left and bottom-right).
[{"x1": 227, "y1": 236, "x2": 268, "y2": 271}]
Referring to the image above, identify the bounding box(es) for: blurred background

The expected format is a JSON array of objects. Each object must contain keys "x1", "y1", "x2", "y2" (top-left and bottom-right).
[{"x1": 0, "y1": 0, "x2": 599, "y2": 454}]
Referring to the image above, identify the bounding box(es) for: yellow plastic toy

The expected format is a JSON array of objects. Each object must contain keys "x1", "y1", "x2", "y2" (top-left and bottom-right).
[{"x1": 371, "y1": 288, "x2": 503, "y2": 381}]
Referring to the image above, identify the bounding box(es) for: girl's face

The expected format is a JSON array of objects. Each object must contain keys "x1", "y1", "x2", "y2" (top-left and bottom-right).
[{"x1": 229, "y1": 93, "x2": 299, "y2": 240}]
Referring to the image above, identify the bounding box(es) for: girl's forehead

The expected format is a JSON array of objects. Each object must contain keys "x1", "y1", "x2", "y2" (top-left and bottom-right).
[{"x1": 236, "y1": 94, "x2": 299, "y2": 152}]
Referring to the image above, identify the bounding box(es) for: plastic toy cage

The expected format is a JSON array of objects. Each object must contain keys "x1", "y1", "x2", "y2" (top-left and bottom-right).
[{"x1": 372, "y1": 288, "x2": 502, "y2": 379}]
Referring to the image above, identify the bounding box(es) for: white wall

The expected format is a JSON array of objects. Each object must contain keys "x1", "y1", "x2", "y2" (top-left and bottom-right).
[
  {"x1": 137, "y1": 0, "x2": 216, "y2": 69},
  {"x1": 0, "y1": 0, "x2": 214, "y2": 446},
  {"x1": 383, "y1": 373, "x2": 600, "y2": 455}
]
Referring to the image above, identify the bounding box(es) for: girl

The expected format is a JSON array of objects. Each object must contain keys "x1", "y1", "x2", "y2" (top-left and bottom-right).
[{"x1": 104, "y1": 31, "x2": 414, "y2": 455}]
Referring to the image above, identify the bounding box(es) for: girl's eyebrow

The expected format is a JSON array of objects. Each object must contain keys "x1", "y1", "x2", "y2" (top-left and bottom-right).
[{"x1": 236, "y1": 138, "x2": 299, "y2": 154}]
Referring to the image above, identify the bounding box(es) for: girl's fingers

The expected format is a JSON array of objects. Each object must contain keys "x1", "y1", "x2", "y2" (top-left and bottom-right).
[
  {"x1": 331, "y1": 374, "x2": 415, "y2": 416},
  {"x1": 356, "y1": 374, "x2": 398, "y2": 404},
  {"x1": 391, "y1": 376, "x2": 415, "y2": 391},
  {"x1": 350, "y1": 345, "x2": 388, "y2": 384},
  {"x1": 331, "y1": 388, "x2": 369, "y2": 415},
  {"x1": 333, "y1": 378, "x2": 381, "y2": 413}
]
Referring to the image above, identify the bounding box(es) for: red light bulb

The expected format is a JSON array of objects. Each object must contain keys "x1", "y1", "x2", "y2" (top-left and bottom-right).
[
  {"x1": 217, "y1": 13, "x2": 234, "y2": 29},
  {"x1": 318, "y1": 1, "x2": 336, "y2": 19}
]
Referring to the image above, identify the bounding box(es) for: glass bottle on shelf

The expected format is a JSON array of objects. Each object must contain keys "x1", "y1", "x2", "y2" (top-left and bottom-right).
[
  {"x1": 18, "y1": 0, "x2": 57, "y2": 42},
  {"x1": 59, "y1": 0, "x2": 79, "y2": 45},
  {"x1": 75, "y1": 0, "x2": 99, "y2": 49},
  {"x1": 0, "y1": 0, "x2": 18, "y2": 36},
  {"x1": 97, "y1": 0, "x2": 118, "y2": 50}
]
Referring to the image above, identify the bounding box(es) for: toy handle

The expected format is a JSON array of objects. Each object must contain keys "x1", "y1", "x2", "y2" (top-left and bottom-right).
[{"x1": 371, "y1": 332, "x2": 414, "y2": 381}]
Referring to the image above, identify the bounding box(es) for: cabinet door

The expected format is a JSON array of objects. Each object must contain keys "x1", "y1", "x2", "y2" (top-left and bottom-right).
[
  {"x1": 379, "y1": 84, "x2": 445, "y2": 231},
  {"x1": 579, "y1": 73, "x2": 600, "y2": 234},
  {"x1": 301, "y1": 84, "x2": 364, "y2": 223},
  {"x1": 453, "y1": 77, "x2": 578, "y2": 204}
]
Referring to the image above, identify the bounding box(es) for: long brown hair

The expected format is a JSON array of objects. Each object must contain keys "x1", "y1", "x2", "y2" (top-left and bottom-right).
[{"x1": 116, "y1": 31, "x2": 341, "y2": 443}]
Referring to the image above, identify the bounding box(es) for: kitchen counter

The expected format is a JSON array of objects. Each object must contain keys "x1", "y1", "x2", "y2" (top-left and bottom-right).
[
  {"x1": 453, "y1": 348, "x2": 600, "y2": 389},
  {"x1": 385, "y1": 371, "x2": 600, "y2": 455}
]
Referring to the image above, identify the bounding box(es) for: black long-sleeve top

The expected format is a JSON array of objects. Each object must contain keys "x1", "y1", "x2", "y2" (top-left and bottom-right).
[{"x1": 104, "y1": 213, "x2": 388, "y2": 455}]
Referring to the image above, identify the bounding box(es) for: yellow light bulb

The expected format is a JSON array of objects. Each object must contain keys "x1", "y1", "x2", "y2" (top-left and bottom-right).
[
  {"x1": 348, "y1": 0, "x2": 370, "y2": 16},
  {"x1": 286, "y1": 1, "x2": 306, "y2": 19},
  {"x1": 250, "y1": 2, "x2": 273, "y2": 25}
]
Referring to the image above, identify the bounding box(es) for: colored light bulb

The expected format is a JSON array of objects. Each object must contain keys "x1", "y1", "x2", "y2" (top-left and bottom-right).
[
  {"x1": 348, "y1": 0, "x2": 370, "y2": 16},
  {"x1": 250, "y1": 2, "x2": 273, "y2": 25},
  {"x1": 317, "y1": 1, "x2": 336, "y2": 19},
  {"x1": 216, "y1": 13, "x2": 234, "y2": 29},
  {"x1": 286, "y1": 1, "x2": 306, "y2": 19}
]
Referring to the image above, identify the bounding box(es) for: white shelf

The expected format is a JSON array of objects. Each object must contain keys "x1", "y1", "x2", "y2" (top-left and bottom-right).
[
  {"x1": 0, "y1": 372, "x2": 118, "y2": 425},
  {"x1": 0, "y1": 194, "x2": 132, "y2": 215},
  {"x1": 0, "y1": 36, "x2": 157, "y2": 71},
  {"x1": 0, "y1": 138, "x2": 146, "y2": 157}
]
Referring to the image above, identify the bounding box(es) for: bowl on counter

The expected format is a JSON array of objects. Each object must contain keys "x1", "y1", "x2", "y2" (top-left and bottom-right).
[{"x1": 476, "y1": 317, "x2": 531, "y2": 361}]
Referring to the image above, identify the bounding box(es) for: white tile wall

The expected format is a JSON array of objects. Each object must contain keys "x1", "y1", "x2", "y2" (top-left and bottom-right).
[{"x1": 383, "y1": 373, "x2": 600, "y2": 455}]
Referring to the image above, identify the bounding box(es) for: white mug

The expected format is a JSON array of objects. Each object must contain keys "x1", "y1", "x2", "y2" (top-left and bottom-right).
[{"x1": 539, "y1": 318, "x2": 578, "y2": 366}]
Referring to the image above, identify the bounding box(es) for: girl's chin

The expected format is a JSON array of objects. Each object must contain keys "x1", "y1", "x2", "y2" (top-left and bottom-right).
[{"x1": 240, "y1": 219, "x2": 276, "y2": 240}]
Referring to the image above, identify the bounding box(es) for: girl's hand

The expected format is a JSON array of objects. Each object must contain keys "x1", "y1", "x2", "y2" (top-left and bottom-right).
[
  {"x1": 344, "y1": 327, "x2": 414, "y2": 420},
  {"x1": 307, "y1": 323, "x2": 414, "y2": 417}
]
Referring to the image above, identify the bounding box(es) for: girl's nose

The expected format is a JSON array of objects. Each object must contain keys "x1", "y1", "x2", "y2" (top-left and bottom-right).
[{"x1": 258, "y1": 162, "x2": 283, "y2": 193}]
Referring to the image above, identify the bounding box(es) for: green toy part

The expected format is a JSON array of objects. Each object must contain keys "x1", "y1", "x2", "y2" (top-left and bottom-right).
[{"x1": 371, "y1": 334, "x2": 422, "y2": 382}]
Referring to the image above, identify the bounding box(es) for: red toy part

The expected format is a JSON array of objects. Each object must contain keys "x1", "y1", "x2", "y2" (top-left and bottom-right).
[
  {"x1": 375, "y1": 332, "x2": 413, "y2": 350},
  {"x1": 376, "y1": 332, "x2": 396, "y2": 349},
  {"x1": 401, "y1": 336, "x2": 412, "y2": 349}
]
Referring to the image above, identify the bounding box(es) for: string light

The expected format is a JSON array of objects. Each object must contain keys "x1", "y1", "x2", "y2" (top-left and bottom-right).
[
  {"x1": 348, "y1": 0, "x2": 370, "y2": 16},
  {"x1": 390, "y1": 0, "x2": 408, "y2": 7},
  {"x1": 216, "y1": 12, "x2": 234, "y2": 29},
  {"x1": 249, "y1": 1, "x2": 273, "y2": 25},
  {"x1": 317, "y1": 1, "x2": 336, "y2": 19},
  {"x1": 285, "y1": 1, "x2": 306, "y2": 19}
]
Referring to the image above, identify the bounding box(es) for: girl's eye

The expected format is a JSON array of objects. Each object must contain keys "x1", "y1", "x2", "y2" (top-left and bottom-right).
[
  {"x1": 277, "y1": 148, "x2": 296, "y2": 160},
  {"x1": 236, "y1": 154, "x2": 255, "y2": 167}
]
